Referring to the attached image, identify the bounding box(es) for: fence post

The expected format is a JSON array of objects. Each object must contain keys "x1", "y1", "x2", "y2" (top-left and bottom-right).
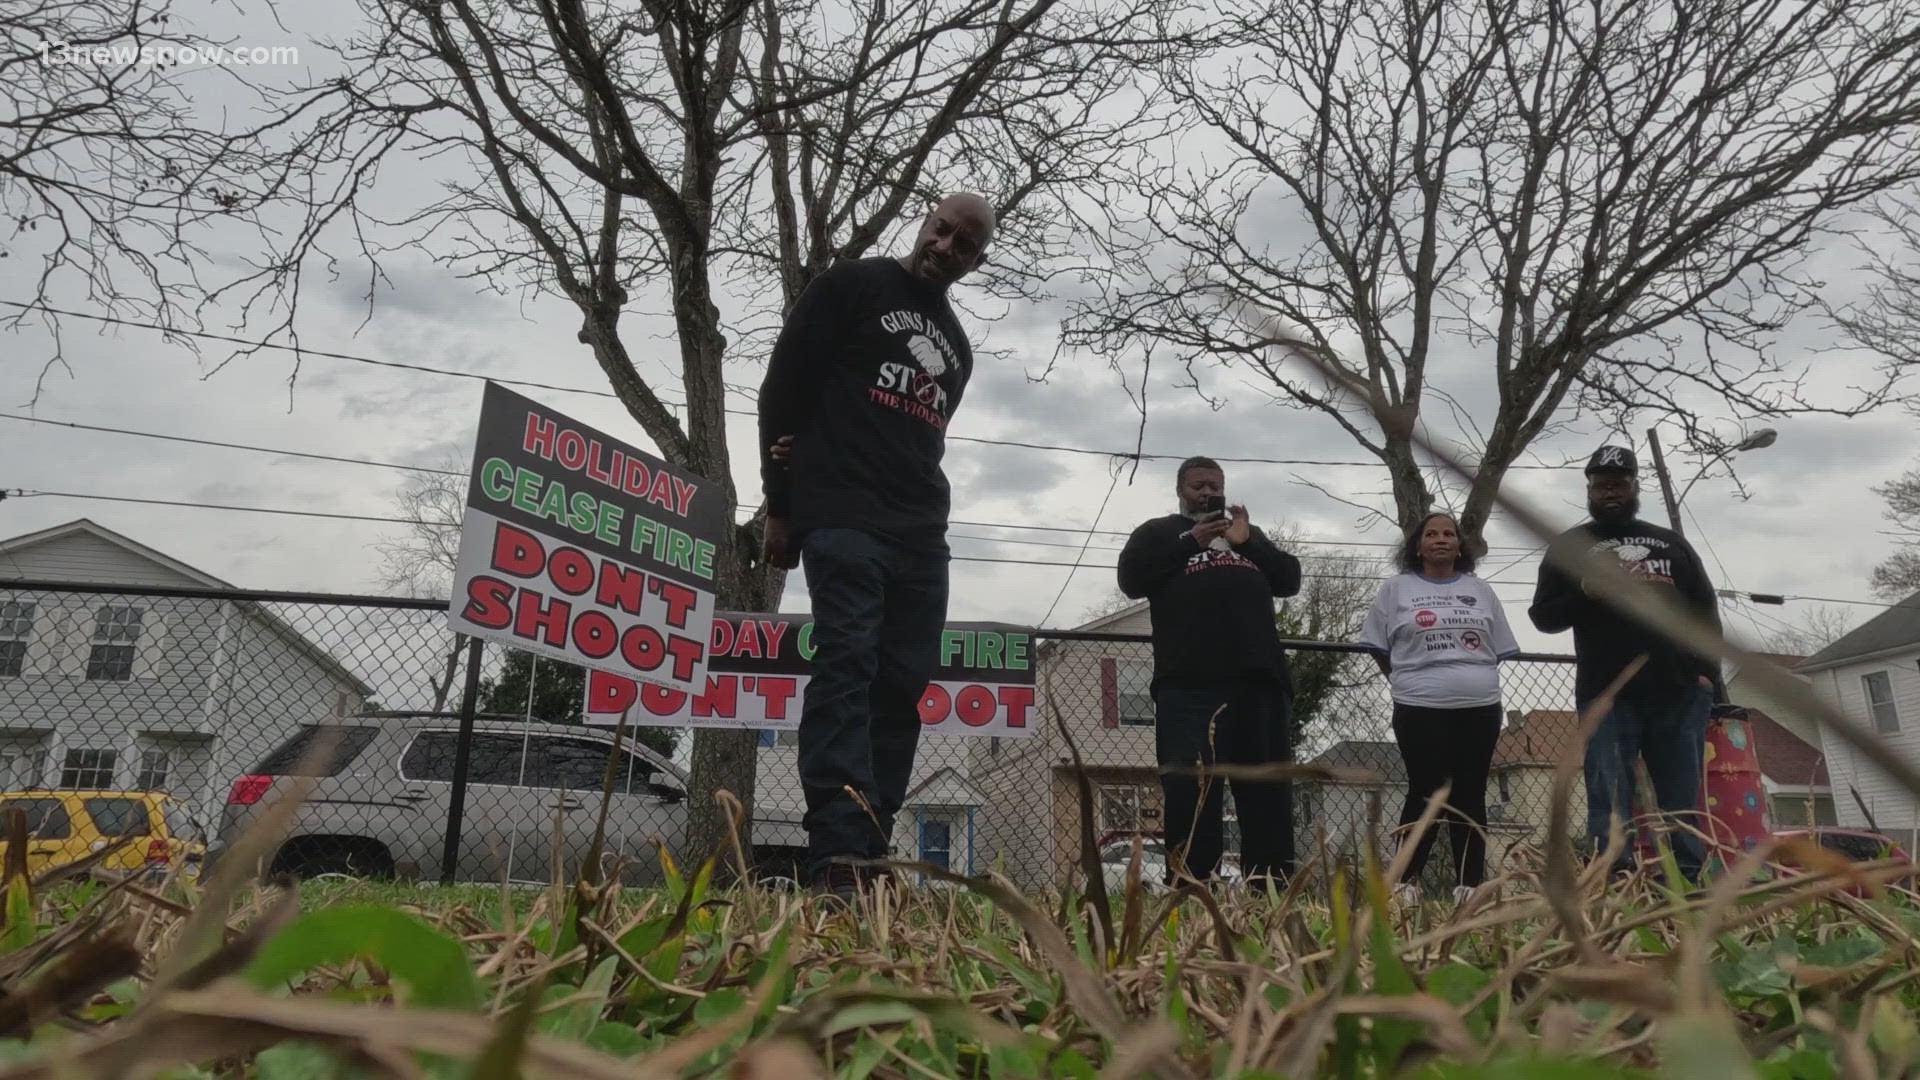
[{"x1": 440, "y1": 636, "x2": 484, "y2": 885}]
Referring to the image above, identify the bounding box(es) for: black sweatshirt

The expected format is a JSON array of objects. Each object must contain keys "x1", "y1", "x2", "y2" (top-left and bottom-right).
[
  {"x1": 1117, "y1": 514, "x2": 1304, "y2": 690},
  {"x1": 758, "y1": 257, "x2": 973, "y2": 550},
  {"x1": 1528, "y1": 518, "x2": 1723, "y2": 705}
]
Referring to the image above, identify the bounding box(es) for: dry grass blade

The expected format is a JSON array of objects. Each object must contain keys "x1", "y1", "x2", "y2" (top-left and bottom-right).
[
  {"x1": 0, "y1": 936, "x2": 143, "y2": 1038},
  {"x1": 1549, "y1": 964, "x2": 1679, "y2": 1016},
  {"x1": 1045, "y1": 664, "x2": 1117, "y2": 964},
  {"x1": 1334, "y1": 994, "x2": 1479, "y2": 1058},
  {"x1": 1096, "y1": 1019, "x2": 1183, "y2": 1079},
  {"x1": 1179, "y1": 880, "x2": 1238, "y2": 964},
  {"x1": 873, "y1": 860, "x2": 1197, "y2": 1080},
  {"x1": 1546, "y1": 656, "x2": 1646, "y2": 964},
  {"x1": 1264, "y1": 979, "x2": 1349, "y2": 1077},
  {"x1": 167, "y1": 884, "x2": 302, "y2": 993},
  {"x1": 727, "y1": 1038, "x2": 828, "y2": 1079},
  {"x1": 1384, "y1": 781, "x2": 1452, "y2": 889},
  {"x1": 155, "y1": 725, "x2": 341, "y2": 989}
]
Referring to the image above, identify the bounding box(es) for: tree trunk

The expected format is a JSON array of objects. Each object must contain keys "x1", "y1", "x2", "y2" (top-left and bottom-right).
[{"x1": 1380, "y1": 431, "x2": 1432, "y2": 540}]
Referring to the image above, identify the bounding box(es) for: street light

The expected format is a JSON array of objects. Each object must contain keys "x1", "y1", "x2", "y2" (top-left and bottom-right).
[{"x1": 1646, "y1": 426, "x2": 1778, "y2": 535}]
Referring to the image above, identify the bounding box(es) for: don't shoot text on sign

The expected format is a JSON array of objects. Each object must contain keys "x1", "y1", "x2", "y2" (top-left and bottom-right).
[
  {"x1": 584, "y1": 614, "x2": 1038, "y2": 739},
  {"x1": 447, "y1": 383, "x2": 726, "y2": 692}
]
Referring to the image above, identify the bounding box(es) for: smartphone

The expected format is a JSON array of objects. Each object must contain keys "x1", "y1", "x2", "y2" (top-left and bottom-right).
[{"x1": 1201, "y1": 495, "x2": 1227, "y2": 519}]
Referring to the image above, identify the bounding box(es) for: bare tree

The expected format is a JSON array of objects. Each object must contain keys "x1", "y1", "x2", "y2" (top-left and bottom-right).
[
  {"x1": 1065, "y1": 0, "x2": 1920, "y2": 550},
  {"x1": 229, "y1": 0, "x2": 1169, "y2": 868},
  {"x1": 372, "y1": 457, "x2": 466, "y2": 599},
  {"x1": 1871, "y1": 460, "x2": 1920, "y2": 601},
  {"x1": 371, "y1": 457, "x2": 470, "y2": 710},
  {"x1": 1756, "y1": 603, "x2": 1858, "y2": 657},
  {"x1": 2, "y1": 0, "x2": 266, "y2": 399},
  {"x1": 1266, "y1": 525, "x2": 1386, "y2": 749}
]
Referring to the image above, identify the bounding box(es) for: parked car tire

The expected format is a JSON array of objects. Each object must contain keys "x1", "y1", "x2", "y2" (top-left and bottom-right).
[{"x1": 271, "y1": 836, "x2": 396, "y2": 880}]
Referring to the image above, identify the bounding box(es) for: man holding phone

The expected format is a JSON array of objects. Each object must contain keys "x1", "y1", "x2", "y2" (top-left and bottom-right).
[{"x1": 1118, "y1": 456, "x2": 1304, "y2": 887}]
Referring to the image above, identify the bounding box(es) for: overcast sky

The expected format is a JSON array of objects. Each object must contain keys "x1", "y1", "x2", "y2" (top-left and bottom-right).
[{"x1": 5, "y1": 0, "x2": 1919, "y2": 663}]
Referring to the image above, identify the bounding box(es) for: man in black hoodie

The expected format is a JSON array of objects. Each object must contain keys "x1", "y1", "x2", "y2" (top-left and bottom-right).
[
  {"x1": 1118, "y1": 456, "x2": 1303, "y2": 886},
  {"x1": 1529, "y1": 444, "x2": 1722, "y2": 881},
  {"x1": 757, "y1": 193, "x2": 996, "y2": 899}
]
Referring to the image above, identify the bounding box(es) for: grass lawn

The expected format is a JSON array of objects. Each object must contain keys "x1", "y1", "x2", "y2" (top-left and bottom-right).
[{"x1": 2, "y1": 840, "x2": 1918, "y2": 1078}]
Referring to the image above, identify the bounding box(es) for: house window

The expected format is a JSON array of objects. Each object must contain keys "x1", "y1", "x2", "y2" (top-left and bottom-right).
[
  {"x1": 1098, "y1": 783, "x2": 1144, "y2": 832},
  {"x1": 1863, "y1": 671, "x2": 1900, "y2": 733},
  {"x1": 1116, "y1": 662, "x2": 1154, "y2": 727},
  {"x1": 59, "y1": 748, "x2": 117, "y2": 789},
  {"x1": 85, "y1": 606, "x2": 145, "y2": 682},
  {"x1": 0, "y1": 601, "x2": 34, "y2": 678},
  {"x1": 135, "y1": 748, "x2": 172, "y2": 791}
]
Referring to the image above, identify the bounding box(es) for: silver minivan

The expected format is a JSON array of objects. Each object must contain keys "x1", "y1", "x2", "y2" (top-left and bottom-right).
[{"x1": 212, "y1": 714, "x2": 800, "y2": 885}]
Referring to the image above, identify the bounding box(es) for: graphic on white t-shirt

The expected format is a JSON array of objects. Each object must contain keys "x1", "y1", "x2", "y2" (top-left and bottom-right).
[{"x1": 1358, "y1": 573, "x2": 1519, "y2": 708}]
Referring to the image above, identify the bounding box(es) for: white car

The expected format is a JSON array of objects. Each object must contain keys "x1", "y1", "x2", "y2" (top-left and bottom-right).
[{"x1": 1096, "y1": 839, "x2": 1243, "y2": 895}]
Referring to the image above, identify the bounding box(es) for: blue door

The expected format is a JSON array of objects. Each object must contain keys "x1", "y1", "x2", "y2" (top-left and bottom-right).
[{"x1": 920, "y1": 819, "x2": 952, "y2": 871}]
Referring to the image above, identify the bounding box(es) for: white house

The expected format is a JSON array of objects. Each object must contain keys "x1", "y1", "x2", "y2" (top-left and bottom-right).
[
  {"x1": 0, "y1": 520, "x2": 372, "y2": 829},
  {"x1": 1800, "y1": 592, "x2": 1920, "y2": 844},
  {"x1": 751, "y1": 730, "x2": 983, "y2": 874}
]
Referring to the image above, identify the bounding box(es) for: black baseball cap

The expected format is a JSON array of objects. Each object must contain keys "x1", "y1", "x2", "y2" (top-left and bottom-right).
[{"x1": 1585, "y1": 444, "x2": 1638, "y2": 476}]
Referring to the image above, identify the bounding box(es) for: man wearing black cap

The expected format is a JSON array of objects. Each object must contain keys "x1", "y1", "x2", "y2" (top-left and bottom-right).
[{"x1": 1529, "y1": 444, "x2": 1724, "y2": 881}]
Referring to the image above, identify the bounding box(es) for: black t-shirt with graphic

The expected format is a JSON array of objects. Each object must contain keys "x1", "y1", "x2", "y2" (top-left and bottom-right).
[
  {"x1": 758, "y1": 257, "x2": 973, "y2": 551},
  {"x1": 1117, "y1": 514, "x2": 1303, "y2": 691},
  {"x1": 1528, "y1": 517, "x2": 1723, "y2": 705}
]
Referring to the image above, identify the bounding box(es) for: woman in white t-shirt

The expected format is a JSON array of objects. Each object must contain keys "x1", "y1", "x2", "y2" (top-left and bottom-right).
[{"x1": 1359, "y1": 512, "x2": 1520, "y2": 900}]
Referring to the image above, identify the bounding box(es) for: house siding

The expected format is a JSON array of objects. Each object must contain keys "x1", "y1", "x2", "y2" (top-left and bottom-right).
[
  {"x1": 968, "y1": 605, "x2": 1156, "y2": 890},
  {"x1": 1814, "y1": 650, "x2": 1920, "y2": 845},
  {"x1": 1, "y1": 530, "x2": 369, "y2": 828},
  {"x1": 2, "y1": 533, "x2": 207, "y2": 588}
]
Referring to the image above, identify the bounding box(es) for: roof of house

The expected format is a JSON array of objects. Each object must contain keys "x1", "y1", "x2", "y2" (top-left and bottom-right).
[
  {"x1": 1493, "y1": 710, "x2": 1579, "y2": 768},
  {"x1": 1303, "y1": 739, "x2": 1408, "y2": 786},
  {"x1": 1492, "y1": 707, "x2": 1829, "y2": 788},
  {"x1": 1726, "y1": 653, "x2": 1809, "y2": 682},
  {"x1": 1743, "y1": 708, "x2": 1829, "y2": 788},
  {"x1": 904, "y1": 765, "x2": 985, "y2": 807},
  {"x1": 1799, "y1": 592, "x2": 1920, "y2": 672},
  {"x1": 0, "y1": 518, "x2": 373, "y2": 696}
]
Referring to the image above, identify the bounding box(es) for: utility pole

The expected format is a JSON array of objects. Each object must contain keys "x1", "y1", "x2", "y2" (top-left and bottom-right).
[{"x1": 1645, "y1": 428, "x2": 1685, "y2": 535}]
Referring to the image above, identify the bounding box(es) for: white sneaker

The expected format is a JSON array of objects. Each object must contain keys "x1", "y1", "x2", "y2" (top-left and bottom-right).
[
  {"x1": 1452, "y1": 885, "x2": 1475, "y2": 905},
  {"x1": 1393, "y1": 883, "x2": 1420, "y2": 906}
]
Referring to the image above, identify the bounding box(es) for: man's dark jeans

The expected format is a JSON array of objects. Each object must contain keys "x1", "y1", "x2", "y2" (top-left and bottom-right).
[
  {"x1": 1582, "y1": 683, "x2": 1712, "y2": 881},
  {"x1": 1154, "y1": 681, "x2": 1296, "y2": 884},
  {"x1": 797, "y1": 528, "x2": 949, "y2": 877}
]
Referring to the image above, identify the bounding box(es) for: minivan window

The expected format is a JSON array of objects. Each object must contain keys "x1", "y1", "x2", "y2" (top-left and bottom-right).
[
  {"x1": 254, "y1": 726, "x2": 380, "y2": 777},
  {"x1": 84, "y1": 798, "x2": 151, "y2": 837},
  {"x1": 402, "y1": 732, "x2": 546, "y2": 786},
  {"x1": 532, "y1": 738, "x2": 620, "y2": 792}
]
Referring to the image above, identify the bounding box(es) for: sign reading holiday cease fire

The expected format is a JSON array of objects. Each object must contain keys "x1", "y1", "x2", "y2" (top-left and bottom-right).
[
  {"x1": 586, "y1": 614, "x2": 1037, "y2": 739},
  {"x1": 448, "y1": 383, "x2": 725, "y2": 692}
]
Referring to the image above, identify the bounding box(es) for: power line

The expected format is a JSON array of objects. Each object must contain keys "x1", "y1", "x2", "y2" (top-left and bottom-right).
[
  {"x1": 1038, "y1": 466, "x2": 1123, "y2": 629},
  {"x1": 2, "y1": 487, "x2": 1506, "y2": 587},
  {"x1": 1, "y1": 413, "x2": 466, "y2": 477},
  {"x1": 27, "y1": 478, "x2": 1865, "y2": 607},
  {"x1": 1, "y1": 299, "x2": 1586, "y2": 470},
  {"x1": 5, "y1": 408, "x2": 1542, "y2": 553}
]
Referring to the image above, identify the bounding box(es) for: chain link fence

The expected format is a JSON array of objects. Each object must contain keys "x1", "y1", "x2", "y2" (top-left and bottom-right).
[{"x1": 0, "y1": 580, "x2": 1585, "y2": 892}]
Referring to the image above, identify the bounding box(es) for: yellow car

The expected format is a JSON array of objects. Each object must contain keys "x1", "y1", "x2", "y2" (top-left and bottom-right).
[{"x1": 0, "y1": 790, "x2": 206, "y2": 879}]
